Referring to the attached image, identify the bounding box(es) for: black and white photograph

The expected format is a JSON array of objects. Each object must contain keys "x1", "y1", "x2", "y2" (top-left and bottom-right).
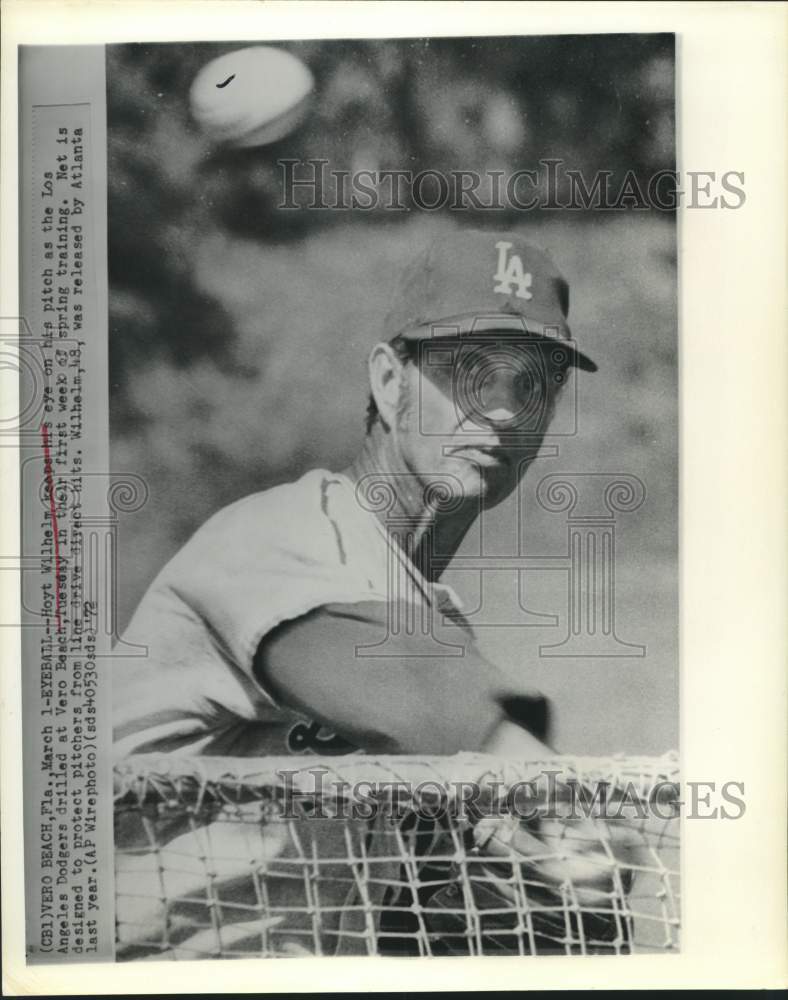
[
  {"x1": 4, "y1": 1, "x2": 786, "y2": 993},
  {"x1": 108, "y1": 33, "x2": 679, "y2": 960}
]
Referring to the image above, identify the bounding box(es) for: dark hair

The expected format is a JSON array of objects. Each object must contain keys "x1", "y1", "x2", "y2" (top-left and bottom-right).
[{"x1": 364, "y1": 335, "x2": 420, "y2": 434}]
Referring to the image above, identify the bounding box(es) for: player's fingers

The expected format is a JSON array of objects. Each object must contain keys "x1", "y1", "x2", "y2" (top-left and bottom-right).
[
  {"x1": 474, "y1": 815, "x2": 623, "y2": 893},
  {"x1": 534, "y1": 814, "x2": 644, "y2": 860},
  {"x1": 528, "y1": 816, "x2": 641, "y2": 893}
]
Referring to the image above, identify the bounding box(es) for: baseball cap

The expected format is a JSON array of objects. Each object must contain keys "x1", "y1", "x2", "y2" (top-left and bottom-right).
[{"x1": 383, "y1": 229, "x2": 597, "y2": 372}]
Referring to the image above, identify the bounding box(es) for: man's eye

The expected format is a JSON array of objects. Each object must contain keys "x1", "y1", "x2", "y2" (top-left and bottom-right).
[{"x1": 515, "y1": 371, "x2": 543, "y2": 397}]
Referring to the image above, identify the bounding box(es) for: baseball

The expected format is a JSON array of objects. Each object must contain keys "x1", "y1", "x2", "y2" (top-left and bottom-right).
[{"x1": 189, "y1": 46, "x2": 314, "y2": 147}]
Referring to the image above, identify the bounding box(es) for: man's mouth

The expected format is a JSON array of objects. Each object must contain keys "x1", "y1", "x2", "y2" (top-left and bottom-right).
[{"x1": 447, "y1": 444, "x2": 510, "y2": 468}]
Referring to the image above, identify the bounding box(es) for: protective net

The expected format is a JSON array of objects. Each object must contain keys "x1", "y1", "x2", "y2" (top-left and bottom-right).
[{"x1": 114, "y1": 752, "x2": 680, "y2": 961}]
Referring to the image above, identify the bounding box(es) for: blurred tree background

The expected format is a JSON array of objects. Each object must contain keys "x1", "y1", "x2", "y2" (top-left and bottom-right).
[{"x1": 108, "y1": 35, "x2": 677, "y2": 755}]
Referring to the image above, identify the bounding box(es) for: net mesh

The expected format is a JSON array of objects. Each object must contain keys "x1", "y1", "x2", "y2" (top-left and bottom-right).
[{"x1": 114, "y1": 751, "x2": 680, "y2": 961}]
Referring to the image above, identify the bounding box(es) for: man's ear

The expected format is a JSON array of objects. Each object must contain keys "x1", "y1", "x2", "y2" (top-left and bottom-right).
[{"x1": 368, "y1": 343, "x2": 404, "y2": 430}]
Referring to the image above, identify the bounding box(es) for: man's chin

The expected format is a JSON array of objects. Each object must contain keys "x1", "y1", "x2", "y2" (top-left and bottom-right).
[{"x1": 445, "y1": 455, "x2": 517, "y2": 504}]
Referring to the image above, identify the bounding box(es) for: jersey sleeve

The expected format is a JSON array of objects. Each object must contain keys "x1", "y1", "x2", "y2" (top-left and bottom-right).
[{"x1": 148, "y1": 473, "x2": 387, "y2": 685}]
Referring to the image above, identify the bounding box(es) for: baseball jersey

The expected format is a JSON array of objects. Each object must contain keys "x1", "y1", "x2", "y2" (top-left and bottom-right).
[
  {"x1": 112, "y1": 468, "x2": 472, "y2": 760},
  {"x1": 112, "y1": 468, "x2": 481, "y2": 959}
]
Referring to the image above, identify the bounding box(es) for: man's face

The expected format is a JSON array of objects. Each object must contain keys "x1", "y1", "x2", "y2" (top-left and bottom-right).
[{"x1": 393, "y1": 337, "x2": 569, "y2": 507}]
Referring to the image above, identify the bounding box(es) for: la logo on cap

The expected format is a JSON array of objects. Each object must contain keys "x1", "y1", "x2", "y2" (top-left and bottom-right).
[{"x1": 493, "y1": 240, "x2": 533, "y2": 301}]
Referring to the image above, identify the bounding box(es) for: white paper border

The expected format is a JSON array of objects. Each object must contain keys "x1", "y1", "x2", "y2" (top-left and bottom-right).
[{"x1": 2, "y1": 1, "x2": 787, "y2": 992}]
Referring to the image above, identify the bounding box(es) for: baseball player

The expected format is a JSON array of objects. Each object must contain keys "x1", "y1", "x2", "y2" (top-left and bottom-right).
[{"x1": 114, "y1": 230, "x2": 631, "y2": 957}]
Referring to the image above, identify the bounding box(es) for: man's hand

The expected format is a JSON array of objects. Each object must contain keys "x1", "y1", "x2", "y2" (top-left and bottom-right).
[
  {"x1": 472, "y1": 810, "x2": 639, "y2": 907},
  {"x1": 420, "y1": 804, "x2": 640, "y2": 955},
  {"x1": 477, "y1": 719, "x2": 643, "y2": 901}
]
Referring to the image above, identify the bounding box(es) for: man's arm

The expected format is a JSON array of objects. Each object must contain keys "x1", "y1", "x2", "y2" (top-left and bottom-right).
[
  {"x1": 255, "y1": 600, "x2": 633, "y2": 906},
  {"x1": 253, "y1": 600, "x2": 550, "y2": 756}
]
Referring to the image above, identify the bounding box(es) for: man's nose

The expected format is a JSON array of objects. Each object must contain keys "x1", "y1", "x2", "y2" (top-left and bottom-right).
[{"x1": 468, "y1": 370, "x2": 523, "y2": 426}]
